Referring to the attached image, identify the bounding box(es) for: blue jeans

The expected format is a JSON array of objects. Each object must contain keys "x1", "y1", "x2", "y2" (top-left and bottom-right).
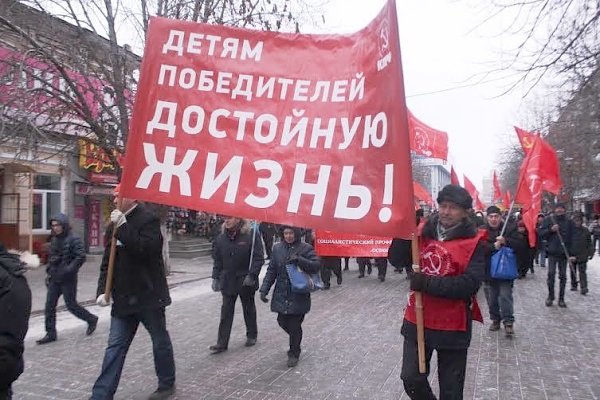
[
  {"x1": 90, "y1": 307, "x2": 175, "y2": 400},
  {"x1": 484, "y1": 280, "x2": 514, "y2": 324},
  {"x1": 537, "y1": 248, "x2": 546, "y2": 267}
]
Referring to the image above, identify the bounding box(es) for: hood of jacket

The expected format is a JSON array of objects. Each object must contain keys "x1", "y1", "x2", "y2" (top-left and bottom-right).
[
  {"x1": 0, "y1": 244, "x2": 26, "y2": 277},
  {"x1": 50, "y1": 213, "x2": 71, "y2": 235}
]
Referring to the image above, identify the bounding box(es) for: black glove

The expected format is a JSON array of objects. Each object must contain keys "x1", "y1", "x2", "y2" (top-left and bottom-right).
[
  {"x1": 409, "y1": 272, "x2": 429, "y2": 292},
  {"x1": 242, "y1": 275, "x2": 256, "y2": 287},
  {"x1": 260, "y1": 292, "x2": 269, "y2": 303},
  {"x1": 211, "y1": 278, "x2": 221, "y2": 292}
]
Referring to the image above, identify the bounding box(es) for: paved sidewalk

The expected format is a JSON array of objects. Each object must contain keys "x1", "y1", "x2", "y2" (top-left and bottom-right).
[{"x1": 14, "y1": 257, "x2": 600, "y2": 399}]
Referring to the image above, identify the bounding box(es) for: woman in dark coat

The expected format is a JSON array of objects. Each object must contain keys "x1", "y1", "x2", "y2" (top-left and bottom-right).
[{"x1": 259, "y1": 225, "x2": 320, "y2": 368}]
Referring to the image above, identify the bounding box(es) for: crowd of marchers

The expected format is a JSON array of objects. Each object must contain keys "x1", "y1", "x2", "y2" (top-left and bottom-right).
[{"x1": 1, "y1": 184, "x2": 598, "y2": 400}]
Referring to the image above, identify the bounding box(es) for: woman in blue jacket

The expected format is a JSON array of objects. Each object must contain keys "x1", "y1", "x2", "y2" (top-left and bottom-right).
[{"x1": 259, "y1": 225, "x2": 320, "y2": 367}]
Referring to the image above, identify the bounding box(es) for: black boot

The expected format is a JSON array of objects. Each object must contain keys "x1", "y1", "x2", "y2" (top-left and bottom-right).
[
  {"x1": 36, "y1": 334, "x2": 57, "y2": 345},
  {"x1": 558, "y1": 299, "x2": 567, "y2": 308},
  {"x1": 87, "y1": 316, "x2": 99, "y2": 336}
]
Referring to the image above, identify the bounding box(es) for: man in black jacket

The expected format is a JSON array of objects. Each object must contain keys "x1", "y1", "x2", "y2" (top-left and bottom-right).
[
  {"x1": 483, "y1": 206, "x2": 526, "y2": 336},
  {"x1": 401, "y1": 185, "x2": 486, "y2": 400},
  {"x1": 569, "y1": 213, "x2": 594, "y2": 295},
  {"x1": 539, "y1": 203, "x2": 574, "y2": 308},
  {"x1": 210, "y1": 216, "x2": 264, "y2": 353},
  {"x1": 0, "y1": 244, "x2": 32, "y2": 400},
  {"x1": 36, "y1": 213, "x2": 98, "y2": 345},
  {"x1": 91, "y1": 197, "x2": 175, "y2": 400}
]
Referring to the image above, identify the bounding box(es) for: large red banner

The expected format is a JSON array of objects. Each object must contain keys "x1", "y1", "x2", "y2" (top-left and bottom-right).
[
  {"x1": 314, "y1": 230, "x2": 391, "y2": 257},
  {"x1": 119, "y1": 0, "x2": 415, "y2": 237}
]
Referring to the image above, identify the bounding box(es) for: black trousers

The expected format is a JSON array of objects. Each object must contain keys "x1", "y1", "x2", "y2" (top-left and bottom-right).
[
  {"x1": 547, "y1": 256, "x2": 567, "y2": 300},
  {"x1": 321, "y1": 261, "x2": 342, "y2": 285},
  {"x1": 357, "y1": 257, "x2": 372, "y2": 275},
  {"x1": 217, "y1": 289, "x2": 257, "y2": 347},
  {"x1": 262, "y1": 232, "x2": 274, "y2": 259},
  {"x1": 44, "y1": 276, "x2": 97, "y2": 336},
  {"x1": 571, "y1": 261, "x2": 588, "y2": 290},
  {"x1": 277, "y1": 313, "x2": 305, "y2": 357},
  {"x1": 401, "y1": 339, "x2": 468, "y2": 400},
  {"x1": 373, "y1": 257, "x2": 387, "y2": 278}
]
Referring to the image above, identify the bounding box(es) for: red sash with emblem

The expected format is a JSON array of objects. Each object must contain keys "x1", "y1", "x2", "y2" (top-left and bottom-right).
[{"x1": 404, "y1": 232, "x2": 485, "y2": 332}]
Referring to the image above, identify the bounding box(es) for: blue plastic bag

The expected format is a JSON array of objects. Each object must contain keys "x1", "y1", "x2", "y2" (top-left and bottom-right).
[
  {"x1": 490, "y1": 246, "x2": 518, "y2": 280},
  {"x1": 285, "y1": 264, "x2": 324, "y2": 293}
]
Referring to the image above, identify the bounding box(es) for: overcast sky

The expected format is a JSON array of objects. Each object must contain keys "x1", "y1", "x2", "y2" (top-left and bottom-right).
[{"x1": 302, "y1": 0, "x2": 539, "y2": 191}]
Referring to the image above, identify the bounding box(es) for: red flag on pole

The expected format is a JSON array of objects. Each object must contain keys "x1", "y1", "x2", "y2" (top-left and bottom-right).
[
  {"x1": 413, "y1": 180, "x2": 433, "y2": 206},
  {"x1": 450, "y1": 166, "x2": 460, "y2": 186},
  {"x1": 514, "y1": 127, "x2": 562, "y2": 195},
  {"x1": 408, "y1": 110, "x2": 449, "y2": 160},
  {"x1": 514, "y1": 134, "x2": 562, "y2": 246},
  {"x1": 503, "y1": 190, "x2": 511, "y2": 208},
  {"x1": 463, "y1": 175, "x2": 485, "y2": 210},
  {"x1": 492, "y1": 170, "x2": 502, "y2": 204}
]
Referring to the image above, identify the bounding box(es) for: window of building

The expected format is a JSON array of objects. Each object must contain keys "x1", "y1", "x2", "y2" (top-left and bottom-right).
[{"x1": 32, "y1": 174, "x2": 62, "y2": 232}]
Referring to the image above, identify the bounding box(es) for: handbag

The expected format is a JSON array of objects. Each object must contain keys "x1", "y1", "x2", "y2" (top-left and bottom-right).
[
  {"x1": 490, "y1": 246, "x2": 518, "y2": 280},
  {"x1": 285, "y1": 263, "x2": 324, "y2": 293}
]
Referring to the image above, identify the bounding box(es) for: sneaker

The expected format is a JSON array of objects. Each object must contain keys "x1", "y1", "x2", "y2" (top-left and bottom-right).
[
  {"x1": 209, "y1": 344, "x2": 227, "y2": 354},
  {"x1": 581, "y1": 288, "x2": 589, "y2": 295},
  {"x1": 36, "y1": 334, "x2": 57, "y2": 345},
  {"x1": 336, "y1": 276, "x2": 342, "y2": 285},
  {"x1": 323, "y1": 283, "x2": 331, "y2": 290},
  {"x1": 358, "y1": 274, "x2": 365, "y2": 278},
  {"x1": 148, "y1": 386, "x2": 175, "y2": 400},
  {"x1": 489, "y1": 321, "x2": 501, "y2": 331},
  {"x1": 287, "y1": 356, "x2": 299, "y2": 368},
  {"x1": 558, "y1": 300, "x2": 567, "y2": 308},
  {"x1": 504, "y1": 324, "x2": 514, "y2": 336},
  {"x1": 245, "y1": 338, "x2": 257, "y2": 347},
  {"x1": 86, "y1": 316, "x2": 99, "y2": 336},
  {"x1": 545, "y1": 298, "x2": 553, "y2": 307}
]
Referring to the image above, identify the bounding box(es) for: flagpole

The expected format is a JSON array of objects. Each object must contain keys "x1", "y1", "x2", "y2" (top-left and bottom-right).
[{"x1": 411, "y1": 234, "x2": 426, "y2": 374}]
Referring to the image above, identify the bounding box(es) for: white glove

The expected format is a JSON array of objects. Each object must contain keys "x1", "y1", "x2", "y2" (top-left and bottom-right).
[
  {"x1": 96, "y1": 293, "x2": 111, "y2": 307},
  {"x1": 110, "y1": 209, "x2": 126, "y2": 227}
]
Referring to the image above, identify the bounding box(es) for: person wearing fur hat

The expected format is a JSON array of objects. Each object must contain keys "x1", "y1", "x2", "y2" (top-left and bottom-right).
[
  {"x1": 0, "y1": 244, "x2": 32, "y2": 400},
  {"x1": 483, "y1": 205, "x2": 526, "y2": 336},
  {"x1": 259, "y1": 225, "x2": 320, "y2": 367},
  {"x1": 209, "y1": 216, "x2": 264, "y2": 354},
  {"x1": 401, "y1": 184, "x2": 486, "y2": 400}
]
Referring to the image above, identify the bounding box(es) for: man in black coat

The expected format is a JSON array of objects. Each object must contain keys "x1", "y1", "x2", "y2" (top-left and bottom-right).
[
  {"x1": 569, "y1": 213, "x2": 594, "y2": 295},
  {"x1": 36, "y1": 213, "x2": 98, "y2": 345},
  {"x1": 0, "y1": 244, "x2": 32, "y2": 400},
  {"x1": 210, "y1": 216, "x2": 264, "y2": 353},
  {"x1": 539, "y1": 203, "x2": 574, "y2": 308},
  {"x1": 91, "y1": 197, "x2": 175, "y2": 400},
  {"x1": 259, "y1": 222, "x2": 277, "y2": 259}
]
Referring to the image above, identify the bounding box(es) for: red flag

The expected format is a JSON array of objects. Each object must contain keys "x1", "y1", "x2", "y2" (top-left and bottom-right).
[
  {"x1": 514, "y1": 136, "x2": 551, "y2": 247},
  {"x1": 475, "y1": 196, "x2": 486, "y2": 211},
  {"x1": 118, "y1": 0, "x2": 416, "y2": 238},
  {"x1": 408, "y1": 110, "x2": 449, "y2": 160},
  {"x1": 514, "y1": 127, "x2": 562, "y2": 194},
  {"x1": 503, "y1": 190, "x2": 511, "y2": 208},
  {"x1": 413, "y1": 180, "x2": 433, "y2": 206},
  {"x1": 450, "y1": 166, "x2": 460, "y2": 186},
  {"x1": 492, "y1": 171, "x2": 502, "y2": 203},
  {"x1": 463, "y1": 175, "x2": 479, "y2": 205}
]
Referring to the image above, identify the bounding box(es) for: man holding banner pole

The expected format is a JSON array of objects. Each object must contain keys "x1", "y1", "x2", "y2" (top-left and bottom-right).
[
  {"x1": 92, "y1": 191, "x2": 176, "y2": 400},
  {"x1": 401, "y1": 185, "x2": 486, "y2": 399}
]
